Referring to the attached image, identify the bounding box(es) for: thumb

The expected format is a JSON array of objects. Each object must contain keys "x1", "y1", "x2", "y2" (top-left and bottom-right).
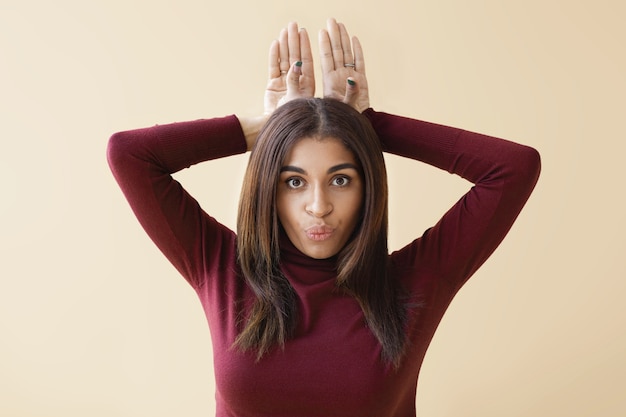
[
  {"x1": 343, "y1": 77, "x2": 358, "y2": 108},
  {"x1": 286, "y1": 61, "x2": 303, "y2": 92}
]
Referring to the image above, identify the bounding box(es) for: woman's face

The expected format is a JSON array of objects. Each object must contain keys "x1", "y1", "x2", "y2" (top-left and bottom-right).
[{"x1": 276, "y1": 136, "x2": 364, "y2": 259}]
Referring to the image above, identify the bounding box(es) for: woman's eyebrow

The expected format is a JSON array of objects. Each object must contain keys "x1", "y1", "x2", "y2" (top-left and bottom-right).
[
  {"x1": 327, "y1": 163, "x2": 358, "y2": 174},
  {"x1": 279, "y1": 163, "x2": 358, "y2": 175},
  {"x1": 280, "y1": 165, "x2": 306, "y2": 174}
]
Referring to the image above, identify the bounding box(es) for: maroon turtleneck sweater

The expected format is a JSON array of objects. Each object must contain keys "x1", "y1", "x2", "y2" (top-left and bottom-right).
[{"x1": 107, "y1": 109, "x2": 540, "y2": 416}]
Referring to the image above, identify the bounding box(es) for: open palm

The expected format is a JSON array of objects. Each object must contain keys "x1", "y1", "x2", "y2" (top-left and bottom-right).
[
  {"x1": 319, "y1": 19, "x2": 370, "y2": 112},
  {"x1": 264, "y1": 22, "x2": 315, "y2": 115}
]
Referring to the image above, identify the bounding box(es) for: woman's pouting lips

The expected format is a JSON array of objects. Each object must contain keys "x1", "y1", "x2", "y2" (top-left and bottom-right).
[{"x1": 305, "y1": 225, "x2": 335, "y2": 241}]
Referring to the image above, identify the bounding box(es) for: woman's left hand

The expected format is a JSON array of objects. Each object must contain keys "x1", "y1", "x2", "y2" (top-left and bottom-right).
[
  {"x1": 264, "y1": 22, "x2": 315, "y2": 115},
  {"x1": 319, "y1": 18, "x2": 369, "y2": 112}
]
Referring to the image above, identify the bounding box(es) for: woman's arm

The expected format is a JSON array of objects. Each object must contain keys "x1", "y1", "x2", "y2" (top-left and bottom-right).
[
  {"x1": 320, "y1": 19, "x2": 540, "y2": 290},
  {"x1": 106, "y1": 116, "x2": 248, "y2": 288},
  {"x1": 239, "y1": 115, "x2": 269, "y2": 151},
  {"x1": 107, "y1": 22, "x2": 316, "y2": 288},
  {"x1": 367, "y1": 109, "x2": 541, "y2": 290}
]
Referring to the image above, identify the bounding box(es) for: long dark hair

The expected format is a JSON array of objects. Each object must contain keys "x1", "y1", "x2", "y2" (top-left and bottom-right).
[{"x1": 236, "y1": 98, "x2": 407, "y2": 367}]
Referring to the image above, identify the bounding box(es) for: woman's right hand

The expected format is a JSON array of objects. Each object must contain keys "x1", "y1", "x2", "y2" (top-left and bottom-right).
[
  {"x1": 319, "y1": 18, "x2": 370, "y2": 112},
  {"x1": 264, "y1": 22, "x2": 315, "y2": 115},
  {"x1": 240, "y1": 22, "x2": 315, "y2": 151}
]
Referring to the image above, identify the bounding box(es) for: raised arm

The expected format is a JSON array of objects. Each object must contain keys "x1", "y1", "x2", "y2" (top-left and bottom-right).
[
  {"x1": 367, "y1": 110, "x2": 541, "y2": 290},
  {"x1": 107, "y1": 22, "x2": 317, "y2": 288},
  {"x1": 106, "y1": 116, "x2": 248, "y2": 288},
  {"x1": 320, "y1": 19, "x2": 541, "y2": 290}
]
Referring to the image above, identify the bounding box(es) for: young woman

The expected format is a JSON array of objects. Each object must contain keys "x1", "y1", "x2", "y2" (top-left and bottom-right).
[{"x1": 107, "y1": 19, "x2": 540, "y2": 417}]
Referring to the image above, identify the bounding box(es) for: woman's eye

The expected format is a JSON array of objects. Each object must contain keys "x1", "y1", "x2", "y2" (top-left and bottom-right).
[
  {"x1": 332, "y1": 176, "x2": 350, "y2": 187},
  {"x1": 286, "y1": 178, "x2": 304, "y2": 189}
]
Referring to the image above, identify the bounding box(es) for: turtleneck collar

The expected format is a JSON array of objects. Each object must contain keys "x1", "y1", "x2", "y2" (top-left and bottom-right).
[{"x1": 278, "y1": 231, "x2": 339, "y2": 284}]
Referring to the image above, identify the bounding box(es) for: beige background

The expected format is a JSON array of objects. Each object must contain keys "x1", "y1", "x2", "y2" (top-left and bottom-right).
[{"x1": 1, "y1": 0, "x2": 624, "y2": 415}]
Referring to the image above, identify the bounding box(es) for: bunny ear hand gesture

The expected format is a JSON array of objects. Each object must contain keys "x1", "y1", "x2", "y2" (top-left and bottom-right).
[
  {"x1": 264, "y1": 18, "x2": 369, "y2": 116},
  {"x1": 264, "y1": 22, "x2": 315, "y2": 115}
]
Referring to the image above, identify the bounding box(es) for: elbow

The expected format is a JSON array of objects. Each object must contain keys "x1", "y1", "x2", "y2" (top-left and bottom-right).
[
  {"x1": 522, "y1": 145, "x2": 541, "y2": 183},
  {"x1": 106, "y1": 130, "x2": 137, "y2": 168},
  {"x1": 512, "y1": 145, "x2": 542, "y2": 192},
  {"x1": 106, "y1": 131, "x2": 122, "y2": 171},
  {"x1": 106, "y1": 130, "x2": 136, "y2": 174}
]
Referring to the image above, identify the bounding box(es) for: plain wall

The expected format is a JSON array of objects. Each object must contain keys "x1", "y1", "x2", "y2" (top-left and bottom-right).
[{"x1": 1, "y1": 0, "x2": 624, "y2": 415}]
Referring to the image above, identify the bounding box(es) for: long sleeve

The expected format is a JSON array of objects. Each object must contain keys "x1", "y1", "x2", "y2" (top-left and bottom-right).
[
  {"x1": 106, "y1": 116, "x2": 248, "y2": 289},
  {"x1": 364, "y1": 109, "x2": 541, "y2": 291}
]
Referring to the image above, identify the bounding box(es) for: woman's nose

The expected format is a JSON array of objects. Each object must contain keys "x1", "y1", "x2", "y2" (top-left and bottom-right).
[{"x1": 305, "y1": 187, "x2": 332, "y2": 217}]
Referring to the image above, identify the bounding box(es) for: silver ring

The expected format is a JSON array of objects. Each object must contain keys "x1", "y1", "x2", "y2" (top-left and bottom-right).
[
  {"x1": 280, "y1": 70, "x2": 288, "y2": 74},
  {"x1": 344, "y1": 63, "x2": 356, "y2": 68}
]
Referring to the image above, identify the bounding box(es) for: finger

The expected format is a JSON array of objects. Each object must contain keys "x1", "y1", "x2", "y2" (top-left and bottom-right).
[
  {"x1": 343, "y1": 78, "x2": 358, "y2": 106},
  {"x1": 338, "y1": 23, "x2": 354, "y2": 67},
  {"x1": 278, "y1": 28, "x2": 289, "y2": 73},
  {"x1": 268, "y1": 39, "x2": 281, "y2": 79},
  {"x1": 287, "y1": 22, "x2": 300, "y2": 65},
  {"x1": 326, "y1": 17, "x2": 344, "y2": 68},
  {"x1": 319, "y1": 28, "x2": 335, "y2": 73},
  {"x1": 299, "y1": 28, "x2": 314, "y2": 77},
  {"x1": 352, "y1": 36, "x2": 366, "y2": 74}
]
